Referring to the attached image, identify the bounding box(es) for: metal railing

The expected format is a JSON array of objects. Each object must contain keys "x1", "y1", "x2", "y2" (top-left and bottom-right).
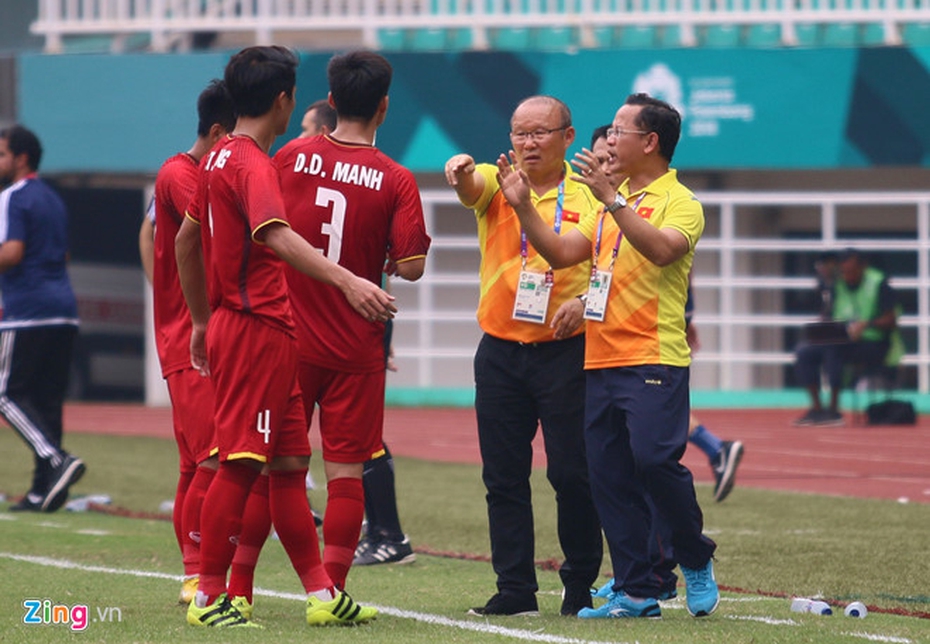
[
  {"x1": 385, "y1": 189, "x2": 930, "y2": 392},
  {"x1": 32, "y1": 0, "x2": 930, "y2": 52}
]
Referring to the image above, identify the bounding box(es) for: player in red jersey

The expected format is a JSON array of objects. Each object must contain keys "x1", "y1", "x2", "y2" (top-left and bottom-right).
[
  {"x1": 175, "y1": 45, "x2": 392, "y2": 628},
  {"x1": 274, "y1": 50, "x2": 431, "y2": 590},
  {"x1": 139, "y1": 79, "x2": 235, "y2": 605}
]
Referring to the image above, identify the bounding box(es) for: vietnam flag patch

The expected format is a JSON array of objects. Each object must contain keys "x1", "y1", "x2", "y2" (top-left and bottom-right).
[{"x1": 562, "y1": 209, "x2": 580, "y2": 223}]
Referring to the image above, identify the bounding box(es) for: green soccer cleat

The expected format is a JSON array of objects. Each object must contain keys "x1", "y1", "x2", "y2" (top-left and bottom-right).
[
  {"x1": 306, "y1": 590, "x2": 378, "y2": 626},
  {"x1": 230, "y1": 595, "x2": 253, "y2": 620},
  {"x1": 186, "y1": 593, "x2": 259, "y2": 628}
]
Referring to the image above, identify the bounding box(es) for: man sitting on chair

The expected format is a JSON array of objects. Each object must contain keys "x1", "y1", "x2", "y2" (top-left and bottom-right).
[{"x1": 793, "y1": 249, "x2": 900, "y2": 427}]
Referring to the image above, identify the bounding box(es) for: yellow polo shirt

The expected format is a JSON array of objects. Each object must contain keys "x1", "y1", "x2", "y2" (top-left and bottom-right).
[
  {"x1": 464, "y1": 162, "x2": 599, "y2": 344},
  {"x1": 584, "y1": 169, "x2": 704, "y2": 369}
]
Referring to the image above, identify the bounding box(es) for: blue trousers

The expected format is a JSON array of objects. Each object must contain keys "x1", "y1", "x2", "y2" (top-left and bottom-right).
[
  {"x1": 474, "y1": 333, "x2": 602, "y2": 598},
  {"x1": 585, "y1": 365, "x2": 716, "y2": 598}
]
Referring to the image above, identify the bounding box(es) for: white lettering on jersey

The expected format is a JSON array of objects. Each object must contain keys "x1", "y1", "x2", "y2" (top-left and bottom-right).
[
  {"x1": 332, "y1": 161, "x2": 384, "y2": 191},
  {"x1": 293, "y1": 152, "x2": 324, "y2": 177}
]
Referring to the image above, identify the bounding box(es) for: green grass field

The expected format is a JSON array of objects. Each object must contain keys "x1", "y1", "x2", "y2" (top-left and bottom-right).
[{"x1": 1, "y1": 431, "x2": 928, "y2": 643}]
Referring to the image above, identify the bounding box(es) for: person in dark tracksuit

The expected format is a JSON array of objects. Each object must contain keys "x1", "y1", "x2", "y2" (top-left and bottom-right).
[{"x1": 0, "y1": 125, "x2": 85, "y2": 512}]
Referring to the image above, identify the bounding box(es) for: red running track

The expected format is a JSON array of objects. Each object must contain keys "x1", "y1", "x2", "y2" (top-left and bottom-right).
[{"x1": 64, "y1": 403, "x2": 930, "y2": 504}]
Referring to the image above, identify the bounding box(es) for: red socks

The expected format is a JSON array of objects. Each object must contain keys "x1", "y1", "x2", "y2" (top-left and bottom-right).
[
  {"x1": 197, "y1": 461, "x2": 258, "y2": 603},
  {"x1": 269, "y1": 469, "x2": 332, "y2": 594},
  {"x1": 228, "y1": 473, "x2": 271, "y2": 603},
  {"x1": 322, "y1": 476, "x2": 365, "y2": 590},
  {"x1": 180, "y1": 466, "x2": 215, "y2": 577}
]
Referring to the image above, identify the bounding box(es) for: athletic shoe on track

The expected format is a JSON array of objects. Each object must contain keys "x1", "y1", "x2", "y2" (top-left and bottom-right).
[
  {"x1": 353, "y1": 535, "x2": 416, "y2": 566},
  {"x1": 681, "y1": 559, "x2": 720, "y2": 617},
  {"x1": 178, "y1": 577, "x2": 198, "y2": 605},
  {"x1": 712, "y1": 441, "x2": 744, "y2": 502},
  {"x1": 186, "y1": 593, "x2": 259, "y2": 628},
  {"x1": 306, "y1": 590, "x2": 377, "y2": 625},
  {"x1": 578, "y1": 591, "x2": 661, "y2": 619}
]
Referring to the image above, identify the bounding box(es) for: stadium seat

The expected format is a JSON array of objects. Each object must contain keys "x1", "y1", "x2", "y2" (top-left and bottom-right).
[
  {"x1": 903, "y1": 23, "x2": 930, "y2": 46},
  {"x1": 617, "y1": 25, "x2": 656, "y2": 48},
  {"x1": 793, "y1": 23, "x2": 820, "y2": 47},
  {"x1": 378, "y1": 29, "x2": 407, "y2": 51},
  {"x1": 659, "y1": 25, "x2": 683, "y2": 48},
  {"x1": 821, "y1": 23, "x2": 858, "y2": 47},
  {"x1": 745, "y1": 24, "x2": 782, "y2": 48},
  {"x1": 490, "y1": 27, "x2": 532, "y2": 50},
  {"x1": 533, "y1": 26, "x2": 575, "y2": 51},
  {"x1": 590, "y1": 26, "x2": 620, "y2": 48},
  {"x1": 409, "y1": 28, "x2": 449, "y2": 51},
  {"x1": 701, "y1": 25, "x2": 740, "y2": 49},
  {"x1": 447, "y1": 28, "x2": 474, "y2": 50},
  {"x1": 860, "y1": 23, "x2": 888, "y2": 47}
]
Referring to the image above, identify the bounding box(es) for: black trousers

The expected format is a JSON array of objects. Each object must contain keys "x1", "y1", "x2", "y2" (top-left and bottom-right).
[
  {"x1": 474, "y1": 333, "x2": 602, "y2": 598},
  {"x1": 0, "y1": 325, "x2": 77, "y2": 495}
]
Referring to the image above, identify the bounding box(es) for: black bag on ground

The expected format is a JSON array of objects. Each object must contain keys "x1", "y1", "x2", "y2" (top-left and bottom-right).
[{"x1": 865, "y1": 399, "x2": 916, "y2": 425}]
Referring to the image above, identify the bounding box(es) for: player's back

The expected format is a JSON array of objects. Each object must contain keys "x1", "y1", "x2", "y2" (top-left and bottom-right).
[
  {"x1": 275, "y1": 135, "x2": 428, "y2": 371},
  {"x1": 152, "y1": 153, "x2": 200, "y2": 375},
  {"x1": 192, "y1": 135, "x2": 293, "y2": 335}
]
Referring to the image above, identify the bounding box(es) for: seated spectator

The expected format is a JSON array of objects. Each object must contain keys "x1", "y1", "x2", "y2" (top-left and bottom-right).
[{"x1": 793, "y1": 249, "x2": 900, "y2": 426}]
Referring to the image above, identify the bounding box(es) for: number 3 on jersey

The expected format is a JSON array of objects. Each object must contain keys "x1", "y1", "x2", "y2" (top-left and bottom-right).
[{"x1": 315, "y1": 187, "x2": 346, "y2": 264}]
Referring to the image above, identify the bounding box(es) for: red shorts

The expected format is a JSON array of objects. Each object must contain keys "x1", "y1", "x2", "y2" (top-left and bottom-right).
[
  {"x1": 166, "y1": 367, "x2": 217, "y2": 471},
  {"x1": 207, "y1": 308, "x2": 311, "y2": 463},
  {"x1": 297, "y1": 363, "x2": 385, "y2": 464}
]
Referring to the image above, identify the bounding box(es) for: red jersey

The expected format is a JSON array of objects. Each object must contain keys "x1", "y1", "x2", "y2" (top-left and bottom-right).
[
  {"x1": 275, "y1": 135, "x2": 430, "y2": 372},
  {"x1": 151, "y1": 152, "x2": 199, "y2": 377},
  {"x1": 186, "y1": 135, "x2": 295, "y2": 335}
]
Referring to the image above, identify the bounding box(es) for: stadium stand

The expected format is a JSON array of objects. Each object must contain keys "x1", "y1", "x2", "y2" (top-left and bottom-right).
[{"x1": 30, "y1": 0, "x2": 930, "y2": 53}]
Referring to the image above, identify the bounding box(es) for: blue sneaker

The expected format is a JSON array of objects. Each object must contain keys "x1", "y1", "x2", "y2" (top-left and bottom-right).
[
  {"x1": 591, "y1": 579, "x2": 614, "y2": 599},
  {"x1": 680, "y1": 559, "x2": 719, "y2": 617},
  {"x1": 578, "y1": 592, "x2": 661, "y2": 619},
  {"x1": 593, "y1": 578, "x2": 677, "y2": 601}
]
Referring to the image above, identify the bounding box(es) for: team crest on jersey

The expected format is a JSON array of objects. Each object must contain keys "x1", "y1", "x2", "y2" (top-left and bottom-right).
[{"x1": 562, "y1": 210, "x2": 580, "y2": 223}]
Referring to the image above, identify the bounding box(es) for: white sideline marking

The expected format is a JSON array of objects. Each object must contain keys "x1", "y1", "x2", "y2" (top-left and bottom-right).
[
  {"x1": 845, "y1": 632, "x2": 914, "y2": 644},
  {"x1": 0, "y1": 552, "x2": 629, "y2": 644},
  {"x1": 0, "y1": 552, "x2": 918, "y2": 644}
]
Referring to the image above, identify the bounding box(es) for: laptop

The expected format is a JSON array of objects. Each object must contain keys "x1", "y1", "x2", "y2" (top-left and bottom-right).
[{"x1": 803, "y1": 321, "x2": 850, "y2": 344}]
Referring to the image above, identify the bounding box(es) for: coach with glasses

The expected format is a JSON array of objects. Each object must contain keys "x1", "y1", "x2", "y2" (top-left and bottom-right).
[{"x1": 444, "y1": 95, "x2": 602, "y2": 618}]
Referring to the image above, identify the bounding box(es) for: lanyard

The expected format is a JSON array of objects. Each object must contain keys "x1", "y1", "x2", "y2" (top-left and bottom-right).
[
  {"x1": 593, "y1": 192, "x2": 647, "y2": 273},
  {"x1": 520, "y1": 179, "x2": 565, "y2": 272}
]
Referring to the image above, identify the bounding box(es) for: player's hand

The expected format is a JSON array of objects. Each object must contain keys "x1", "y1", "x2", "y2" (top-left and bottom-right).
[
  {"x1": 496, "y1": 152, "x2": 531, "y2": 209},
  {"x1": 343, "y1": 275, "x2": 397, "y2": 322},
  {"x1": 570, "y1": 148, "x2": 617, "y2": 205},
  {"x1": 551, "y1": 296, "x2": 585, "y2": 340},
  {"x1": 190, "y1": 324, "x2": 210, "y2": 377},
  {"x1": 444, "y1": 154, "x2": 476, "y2": 186}
]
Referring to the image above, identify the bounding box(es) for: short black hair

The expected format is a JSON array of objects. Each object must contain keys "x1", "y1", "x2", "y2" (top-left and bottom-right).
[
  {"x1": 327, "y1": 50, "x2": 393, "y2": 121},
  {"x1": 625, "y1": 93, "x2": 681, "y2": 163},
  {"x1": 590, "y1": 124, "x2": 610, "y2": 149},
  {"x1": 0, "y1": 125, "x2": 43, "y2": 171},
  {"x1": 224, "y1": 46, "x2": 298, "y2": 118},
  {"x1": 196, "y1": 79, "x2": 236, "y2": 137}
]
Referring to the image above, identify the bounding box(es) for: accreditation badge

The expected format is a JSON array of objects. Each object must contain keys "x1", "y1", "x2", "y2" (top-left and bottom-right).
[
  {"x1": 512, "y1": 270, "x2": 552, "y2": 324},
  {"x1": 583, "y1": 269, "x2": 612, "y2": 322}
]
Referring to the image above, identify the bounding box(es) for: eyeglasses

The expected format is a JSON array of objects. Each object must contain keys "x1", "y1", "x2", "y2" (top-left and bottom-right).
[
  {"x1": 606, "y1": 127, "x2": 649, "y2": 138},
  {"x1": 510, "y1": 127, "x2": 567, "y2": 143}
]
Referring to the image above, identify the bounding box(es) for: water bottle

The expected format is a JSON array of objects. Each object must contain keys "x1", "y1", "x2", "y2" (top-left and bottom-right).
[
  {"x1": 790, "y1": 598, "x2": 832, "y2": 615},
  {"x1": 65, "y1": 494, "x2": 112, "y2": 512}
]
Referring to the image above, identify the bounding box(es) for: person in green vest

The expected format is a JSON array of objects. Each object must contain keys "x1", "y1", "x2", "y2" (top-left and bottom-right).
[{"x1": 793, "y1": 249, "x2": 900, "y2": 426}]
